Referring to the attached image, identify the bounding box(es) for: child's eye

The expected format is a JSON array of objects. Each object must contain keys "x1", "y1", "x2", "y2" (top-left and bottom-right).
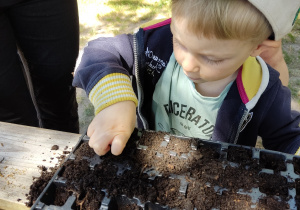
[{"x1": 204, "y1": 57, "x2": 223, "y2": 65}]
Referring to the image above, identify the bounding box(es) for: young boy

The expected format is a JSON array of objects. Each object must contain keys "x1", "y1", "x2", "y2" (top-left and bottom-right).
[{"x1": 73, "y1": 0, "x2": 300, "y2": 156}]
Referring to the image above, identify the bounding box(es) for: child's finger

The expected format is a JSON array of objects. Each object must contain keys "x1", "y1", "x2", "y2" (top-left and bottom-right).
[
  {"x1": 111, "y1": 134, "x2": 128, "y2": 156},
  {"x1": 91, "y1": 141, "x2": 111, "y2": 156},
  {"x1": 89, "y1": 132, "x2": 112, "y2": 156}
]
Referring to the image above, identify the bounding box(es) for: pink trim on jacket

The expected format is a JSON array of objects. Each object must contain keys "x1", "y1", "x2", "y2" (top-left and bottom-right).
[
  {"x1": 143, "y1": 18, "x2": 171, "y2": 31},
  {"x1": 236, "y1": 67, "x2": 249, "y2": 104}
]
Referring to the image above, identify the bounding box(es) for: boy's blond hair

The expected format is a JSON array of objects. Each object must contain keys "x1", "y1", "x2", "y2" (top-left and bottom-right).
[{"x1": 172, "y1": 0, "x2": 273, "y2": 44}]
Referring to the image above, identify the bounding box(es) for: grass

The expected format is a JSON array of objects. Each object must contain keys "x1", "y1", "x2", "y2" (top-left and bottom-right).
[
  {"x1": 283, "y1": 19, "x2": 300, "y2": 105},
  {"x1": 78, "y1": 0, "x2": 171, "y2": 48},
  {"x1": 287, "y1": 33, "x2": 296, "y2": 43},
  {"x1": 283, "y1": 51, "x2": 293, "y2": 65},
  {"x1": 100, "y1": 0, "x2": 171, "y2": 34},
  {"x1": 84, "y1": 103, "x2": 95, "y2": 117}
]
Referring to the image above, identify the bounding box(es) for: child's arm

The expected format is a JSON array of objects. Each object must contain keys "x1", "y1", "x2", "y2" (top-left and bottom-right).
[
  {"x1": 73, "y1": 34, "x2": 138, "y2": 156},
  {"x1": 73, "y1": 34, "x2": 136, "y2": 95},
  {"x1": 259, "y1": 39, "x2": 289, "y2": 86}
]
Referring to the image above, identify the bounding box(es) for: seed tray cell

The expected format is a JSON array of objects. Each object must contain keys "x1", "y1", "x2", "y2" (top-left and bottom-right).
[{"x1": 31, "y1": 129, "x2": 300, "y2": 210}]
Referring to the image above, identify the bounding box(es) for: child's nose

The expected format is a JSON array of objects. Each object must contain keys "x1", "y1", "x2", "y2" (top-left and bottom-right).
[{"x1": 181, "y1": 54, "x2": 199, "y2": 72}]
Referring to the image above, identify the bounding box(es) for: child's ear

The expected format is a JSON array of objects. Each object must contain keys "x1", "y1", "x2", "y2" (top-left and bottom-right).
[{"x1": 249, "y1": 40, "x2": 277, "y2": 57}]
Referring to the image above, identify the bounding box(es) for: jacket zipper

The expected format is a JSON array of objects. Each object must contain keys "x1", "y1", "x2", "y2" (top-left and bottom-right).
[
  {"x1": 133, "y1": 33, "x2": 148, "y2": 129},
  {"x1": 233, "y1": 109, "x2": 249, "y2": 144}
]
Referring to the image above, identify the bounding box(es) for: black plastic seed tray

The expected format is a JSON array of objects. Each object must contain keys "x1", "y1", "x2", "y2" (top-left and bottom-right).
[{"x1": 30, "y1": 129, "x2": 300, "y2": 210}]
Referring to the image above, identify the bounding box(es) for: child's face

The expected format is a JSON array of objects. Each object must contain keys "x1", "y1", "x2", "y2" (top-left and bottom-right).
[{"x1": 170, "y1": 19, "x2": 258, "y2": 85}]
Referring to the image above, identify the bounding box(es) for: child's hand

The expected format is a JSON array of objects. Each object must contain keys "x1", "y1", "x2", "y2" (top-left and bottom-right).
[{"x1": 87, "y1": 101, "x2": 137, "y2": 156}]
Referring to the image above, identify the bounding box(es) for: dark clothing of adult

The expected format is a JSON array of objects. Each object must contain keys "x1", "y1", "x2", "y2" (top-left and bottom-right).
[{"x1": 0, "y1": 0, "x2": 79, "y2": 133}]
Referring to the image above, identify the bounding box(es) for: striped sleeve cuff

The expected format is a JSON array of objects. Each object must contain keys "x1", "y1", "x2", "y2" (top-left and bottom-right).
[
  {"x1": 89, "y1": 73, "x2": 138, "y2": 115},
  {"x1": 295, "y1": 147, "x2": 300, "y2": 156}
]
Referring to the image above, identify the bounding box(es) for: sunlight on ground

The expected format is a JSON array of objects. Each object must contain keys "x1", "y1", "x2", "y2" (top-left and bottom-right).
[
  {"x1": 78, "y1": 0, "x2": 112, "y2": 26},
  {"x1": 78, "y1": 0, "x2": 171, "y2": 49},
  {"x1": 78, "y1": 0, "x2": 170, "y2": 26}
]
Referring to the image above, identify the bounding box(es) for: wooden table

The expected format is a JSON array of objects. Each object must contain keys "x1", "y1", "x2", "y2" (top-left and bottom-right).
[{"x1": 0, "y1": 122, "x2": 81, "y2": 210}]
